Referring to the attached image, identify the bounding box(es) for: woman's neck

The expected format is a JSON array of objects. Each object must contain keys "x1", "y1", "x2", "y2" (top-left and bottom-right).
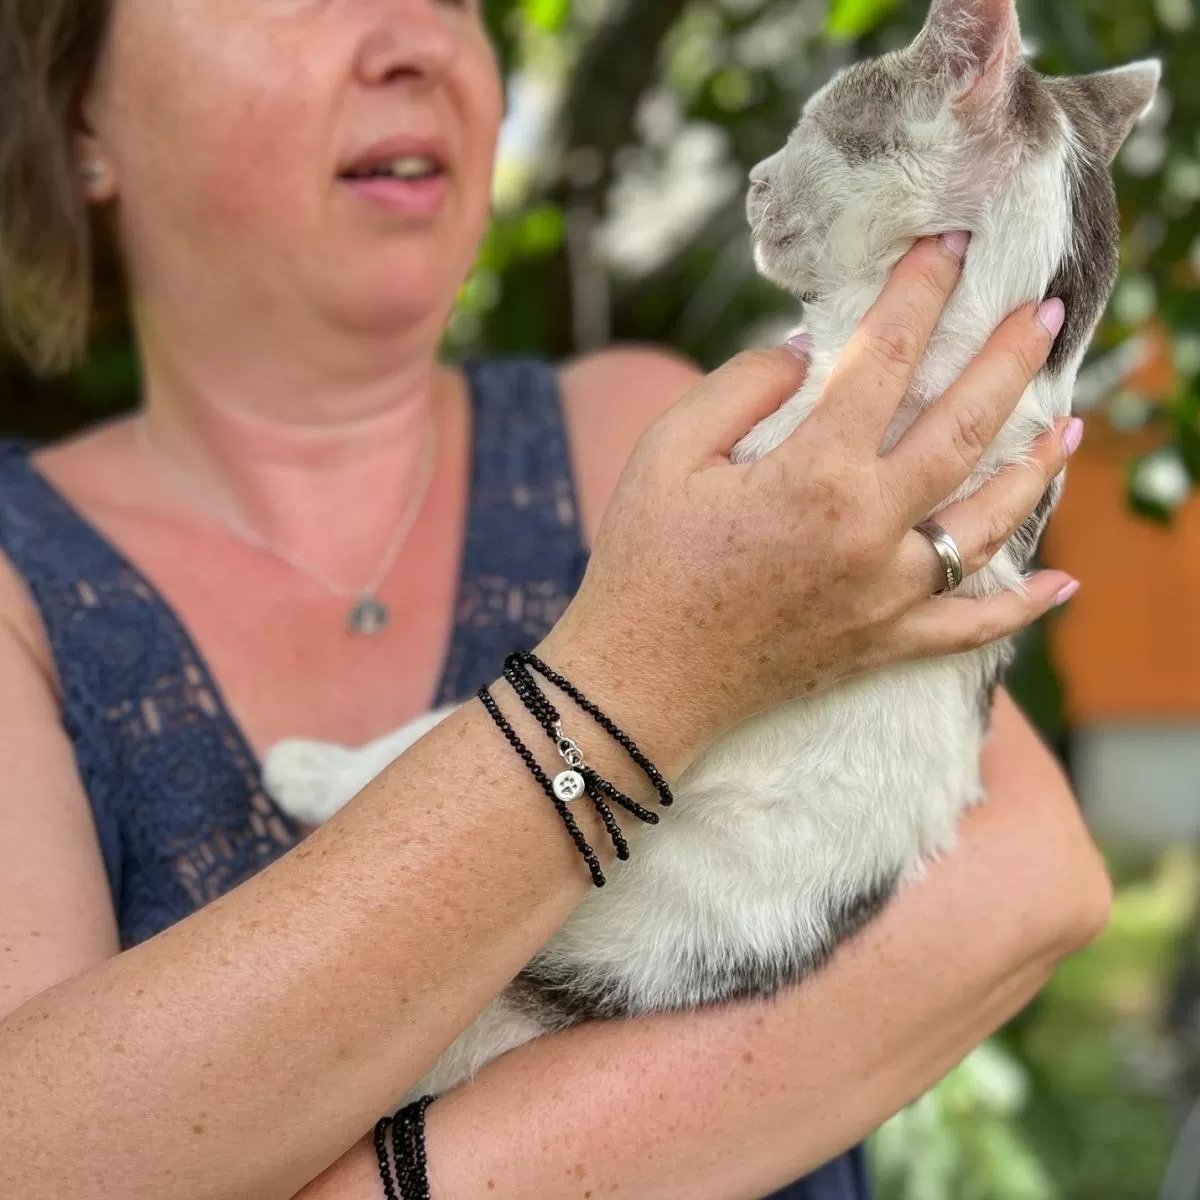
[{"x1": 134, "y1": 328, "x2": 459, "y2": 589}]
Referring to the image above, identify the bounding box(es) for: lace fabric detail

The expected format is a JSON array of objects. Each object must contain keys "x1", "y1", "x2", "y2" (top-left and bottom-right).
[{"x1": 0, "y1": 359, "x2": 588, "y2": 948}]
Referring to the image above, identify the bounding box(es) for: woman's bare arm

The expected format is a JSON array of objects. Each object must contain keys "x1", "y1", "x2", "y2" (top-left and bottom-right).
[{"x1": 298, "y1": 690, "x2": 1109, "y2": 1200}]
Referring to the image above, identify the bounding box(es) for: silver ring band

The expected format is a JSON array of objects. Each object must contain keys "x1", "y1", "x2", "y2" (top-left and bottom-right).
[{"x1": 914, "y1": 521, "x2": 965, "y2": 596}]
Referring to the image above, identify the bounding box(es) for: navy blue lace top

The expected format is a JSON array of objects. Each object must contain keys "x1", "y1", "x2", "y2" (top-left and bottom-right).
[{"x1": 0, "y1": 358, "x2": 869, "y2": 1200}]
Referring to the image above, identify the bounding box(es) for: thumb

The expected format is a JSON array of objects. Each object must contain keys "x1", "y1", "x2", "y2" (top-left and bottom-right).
[{"x1": 663, "y1": 343, "x2": 811, "y2": 464}]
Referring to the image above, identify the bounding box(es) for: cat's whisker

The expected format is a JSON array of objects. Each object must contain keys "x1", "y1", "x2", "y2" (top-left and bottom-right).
[{"x1": 754, "y1": 200, "x2": 778, "y2": 242}]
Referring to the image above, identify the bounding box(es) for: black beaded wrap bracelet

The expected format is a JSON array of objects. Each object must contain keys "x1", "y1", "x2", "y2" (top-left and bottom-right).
[
  {"x1": 476, "y1": 652, "x2": 673, "y2": 888},
  {"x1": 374, "y1": 1097, "x2": 435, "y2": 1200},
  {"x1": 502, "y1": 656, "x2": 663, "y2": 843},
  {"x1": 507, "y1": 652, "x2": 675, "y2": 808}
]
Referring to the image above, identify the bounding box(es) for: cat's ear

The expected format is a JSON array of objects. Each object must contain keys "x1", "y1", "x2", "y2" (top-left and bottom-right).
[
  {"x1": 1061, "y1": 61, "x2": 1162, "y2": 163},
  {"x1": 913, "y1": 0, "x2": 1022, "y2": 117}
]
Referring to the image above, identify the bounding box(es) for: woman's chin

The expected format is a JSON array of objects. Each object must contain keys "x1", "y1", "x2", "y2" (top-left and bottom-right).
[
  {"x1": 319, "y1": 257, "x2": 464, "y2": 337},
  {"x1": 326, "y1": 283, "x2": 457, "y2": 340}
]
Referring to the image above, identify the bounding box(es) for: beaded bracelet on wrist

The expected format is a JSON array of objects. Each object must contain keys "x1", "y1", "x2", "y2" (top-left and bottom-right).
[
  {"x1": 501, "y1": 656, "x2": 662, "y2": 838},
  {"x1": 477, "y1": 655, "x2": 675, "y2": 889},
  {"x1": 374, "y1": 1097, "x2": 435, "y2": 1200},
  {"x1": 506, "y1": 652, "x2": 675, "y2": 808},
  {"x1": 477, "y1": 683, "x2": 608, "y2": 888}
]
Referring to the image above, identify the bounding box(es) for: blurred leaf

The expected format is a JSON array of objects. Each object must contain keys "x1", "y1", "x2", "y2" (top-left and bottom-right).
[
  {"x1": 67, "y1": 340, "x2": 140, "y2": 414},
  {"x1": 521, "y1": 0, "x2": 570, "y2": 34},
  {"x1": 515, "y1": 204, "x2": 566, "y2": 255},
  {"x1": 826, "y1": 0, "x2": 903, "y2": 41}
]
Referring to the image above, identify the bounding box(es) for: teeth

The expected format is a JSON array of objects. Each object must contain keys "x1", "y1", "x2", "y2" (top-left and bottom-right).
[
  {"x1": 389, "y1": 156, "x2": 437, "y2": 179},
  {"x1": 345, "y1": 154, "x2": 441, "y2": 181}
]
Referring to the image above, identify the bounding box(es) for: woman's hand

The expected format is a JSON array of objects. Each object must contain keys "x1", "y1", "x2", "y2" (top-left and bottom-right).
[{"x1": 547, "y1": 235, "x2": 1076, "y2": 763}]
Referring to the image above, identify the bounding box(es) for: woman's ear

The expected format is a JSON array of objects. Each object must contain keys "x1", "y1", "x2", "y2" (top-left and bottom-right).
[{"x1": 75, "y1": 84, "x2": 118, "y2": 204}]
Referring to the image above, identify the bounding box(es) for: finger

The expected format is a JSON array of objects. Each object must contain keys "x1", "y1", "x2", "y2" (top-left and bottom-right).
[
  {"x1": 883, "y1": 297, "x2": 1067, "y2": 522},
  {"x1": 663, "y1": 345, "x2": 812, "y2": 465},
  {"x1": 889, "y1": 570, "x2": 1079, "y2": 661},
  {"x1": 799, "y1": 233, "x2": 970, "y2": 454},
  {"x1": 897, "y1": 417, "x2": 1079, "y2": 597}
]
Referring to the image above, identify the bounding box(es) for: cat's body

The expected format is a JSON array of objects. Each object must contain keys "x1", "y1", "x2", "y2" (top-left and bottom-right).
[{"x1": 265, "y1": 0, "x2": 1158, "y2": 1105}]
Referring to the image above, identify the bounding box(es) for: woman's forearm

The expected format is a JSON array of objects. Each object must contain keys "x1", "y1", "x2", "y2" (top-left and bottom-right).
[
  {"x1": 291, "y1": 955, "x2": 1051, "y2": 1200},
  {"x1": 296, "y1": 695, "x2": 1113, "y2": 1200},
  {"x1": 0, "y1": 655, "x2": 688, "y2": 1200}
]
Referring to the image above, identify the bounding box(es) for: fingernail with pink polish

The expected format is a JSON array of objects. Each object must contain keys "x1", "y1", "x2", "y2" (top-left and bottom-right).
[
  {"x1": 1063, "y1": 418, "x2": 1084, "y2": 457},
  {"x1": 1055, "y1": 580, "x2": 1081, "y2": 607},
  {"x1": 1038, "y1": 298, "x2": 1066, "y2": 339},
  {"x1": 786, "y1": 332, "x2": 814, "y2": 358},
  {"x1": 941, "y1": 230, "x2": 971, "y2": 259}
]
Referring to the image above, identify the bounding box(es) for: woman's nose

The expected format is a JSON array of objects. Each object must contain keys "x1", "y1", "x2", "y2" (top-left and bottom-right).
[{"x1": 354, "y1": 0, "x2": 458, "y2": 87}]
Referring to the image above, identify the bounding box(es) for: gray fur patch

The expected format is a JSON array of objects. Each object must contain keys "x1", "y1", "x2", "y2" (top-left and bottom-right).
[
  {"x1": 977, "y1": 664, "x2": 1005, "y2": 730},
  {"x1": 511, "y1": 874, "x2": 901, "y2": 1023},
  {"x1": 1008, "y1": 64, "x2": 1060, "y2": 149},
  {"x1": 1041, "y1": 79, "x2": 1122, "y2": 374},
  {"x1": 1009, "y1": 473, "x2": 1065, "y2": 572},
  {"x1": 817, "y1": 61, "x2": 909, "y2": 162}
]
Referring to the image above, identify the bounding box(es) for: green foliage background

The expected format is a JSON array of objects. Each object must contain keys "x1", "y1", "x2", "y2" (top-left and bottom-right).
[{"x1": 3, "y1": 1, "x2": 1199, "y2": 1196}]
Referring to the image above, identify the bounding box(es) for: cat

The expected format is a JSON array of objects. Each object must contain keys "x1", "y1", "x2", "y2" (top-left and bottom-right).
[{"x1": 264, "y1": 0, "x2": 1159, "y2": 1102}]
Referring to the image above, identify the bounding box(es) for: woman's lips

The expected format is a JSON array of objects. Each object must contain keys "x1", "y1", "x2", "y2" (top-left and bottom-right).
[{"x1": 340, "y1": 172, "x2": 449, "y2": 217}]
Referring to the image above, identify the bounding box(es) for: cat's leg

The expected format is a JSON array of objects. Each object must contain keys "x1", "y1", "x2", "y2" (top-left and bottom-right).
[
  {"x1": 730, "y1": 373, "x2": 822, "y2": 465},
  {"x1": 263, "y1": 706, "x2": 460, "y2": 826},
  {"x1": 390, "y1": 992, "x2": 554, "y2": 1110}
]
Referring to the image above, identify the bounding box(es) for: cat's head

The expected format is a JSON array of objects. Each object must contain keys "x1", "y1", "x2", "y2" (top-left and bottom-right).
[{"x1": 748, "y1": 0, "x2": 1160, "y2": 313}]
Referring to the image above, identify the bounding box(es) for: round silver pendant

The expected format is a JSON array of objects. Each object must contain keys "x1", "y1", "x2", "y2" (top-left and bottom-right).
[
  {"x1": 553, "y1": 770, "x2": 586, "y2": 804},
  {"x1": 348, "y1": 597, "x2": 390, "y2": 637}
]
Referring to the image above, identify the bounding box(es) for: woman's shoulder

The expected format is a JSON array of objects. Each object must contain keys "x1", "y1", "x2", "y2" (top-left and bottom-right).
[
  {"x1": 556, "y1": 346, "x2": 703, "y2": 543},
  {"x1": 0, "y1": 543, "x2": 59, "y2": 702},
  {"x1": 0, "y1": 441, "x2": 54, "y2": 671}
]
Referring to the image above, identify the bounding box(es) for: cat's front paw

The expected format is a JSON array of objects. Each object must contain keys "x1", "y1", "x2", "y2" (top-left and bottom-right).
[
  {"x1": 731, "y1": 393, "x2": 808, "y2": 465},
  {"x1": 262, "y1": 740, "x2": 359, "y2": 826}
]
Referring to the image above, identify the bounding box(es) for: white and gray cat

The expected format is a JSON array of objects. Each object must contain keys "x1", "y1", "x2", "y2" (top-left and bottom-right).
[{"x1": 265, "y1": 0, "x2": 1159, "y2": 1101}]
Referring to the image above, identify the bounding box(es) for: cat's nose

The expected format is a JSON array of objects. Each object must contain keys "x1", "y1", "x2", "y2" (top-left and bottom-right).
[{"x1": 749, "y1": 148, "x2": 785, "y2": 188}]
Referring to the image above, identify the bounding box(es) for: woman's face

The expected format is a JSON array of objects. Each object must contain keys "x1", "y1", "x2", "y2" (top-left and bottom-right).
[{"x1": 86, "y1": 0, "x2": 503, "y2": 345}]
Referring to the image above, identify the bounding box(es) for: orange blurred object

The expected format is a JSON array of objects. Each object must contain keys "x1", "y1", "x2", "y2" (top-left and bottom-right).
[{"x1": 1043, "y1": 324, "x2": 1200, "y2": 723}]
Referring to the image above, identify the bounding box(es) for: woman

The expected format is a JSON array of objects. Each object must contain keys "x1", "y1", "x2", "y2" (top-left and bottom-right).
[{"x1": 0, "y1": 3, "x2": 1107, "y2": 1199}]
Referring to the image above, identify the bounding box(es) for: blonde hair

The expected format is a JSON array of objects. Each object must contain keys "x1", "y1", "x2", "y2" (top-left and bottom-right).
[{"x1": 0, "y1": 1, "x2": 110, "y2": 373}]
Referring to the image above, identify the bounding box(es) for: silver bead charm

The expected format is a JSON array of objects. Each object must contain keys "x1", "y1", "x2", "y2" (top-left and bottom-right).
[
  {"x1": 551, "y1": 723, "x2": 587, "y2": 802},
  {"x1": 553, "y1": 770, "x2": 586, "y2": 803}
]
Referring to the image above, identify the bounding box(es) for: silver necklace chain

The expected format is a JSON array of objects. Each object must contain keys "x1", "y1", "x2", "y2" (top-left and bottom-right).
[{"x1": 134, "y1": 412, "x2": 438, "y2": 636}]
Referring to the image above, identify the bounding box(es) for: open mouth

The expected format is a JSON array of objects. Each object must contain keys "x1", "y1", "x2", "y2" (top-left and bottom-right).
[
  {"x1": 340, "y1": 155, "x2": 446, "y2": 184},
  {"x1": 337, "y1": 141, "x2": 452, "y2": 216}
]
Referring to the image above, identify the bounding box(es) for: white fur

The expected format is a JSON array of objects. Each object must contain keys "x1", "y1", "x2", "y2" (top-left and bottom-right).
[{"x1": 265, "y1": 0, "x2": 1156, "y2": 1105}]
